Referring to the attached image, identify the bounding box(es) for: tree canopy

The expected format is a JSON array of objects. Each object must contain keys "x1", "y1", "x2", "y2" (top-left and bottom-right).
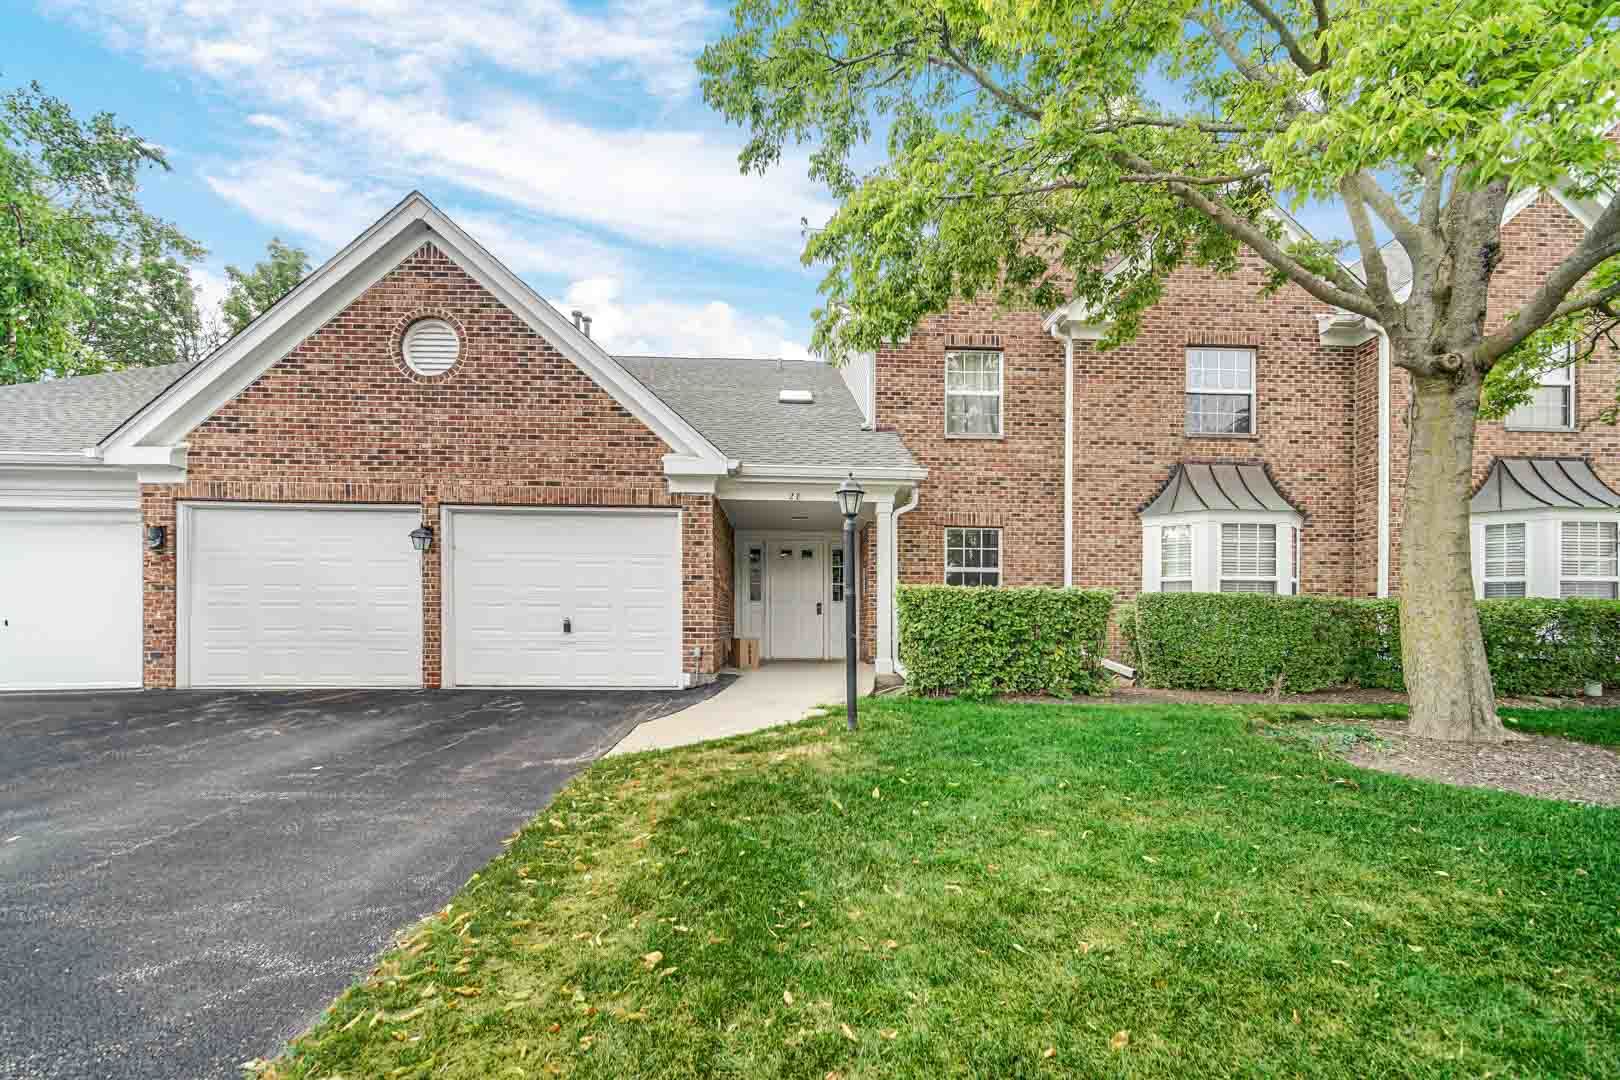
[
  {"x1": 0, "y1": 81, "x2": 204, "y2": 384},
  {"x1": 699, "y1": 0, "x2": 1619, "y2": 372},
  {"x1": 220, "y1": 237, "x2": 311, "y2": 338}
]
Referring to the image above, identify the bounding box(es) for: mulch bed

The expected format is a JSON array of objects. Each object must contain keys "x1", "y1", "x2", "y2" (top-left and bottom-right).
[{"x1": 1338, "y1": 722, "x2": 1620, "y2": 806}]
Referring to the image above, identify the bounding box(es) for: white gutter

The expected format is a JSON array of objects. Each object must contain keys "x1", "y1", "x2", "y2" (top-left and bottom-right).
[
  {"x1": 889, "y1": 484, "x2": 921, "y2": 675},
  {"x1": 1063, "y1": 335, "x2": 1075, "y2": 587},
  {"x1": 1376, "y1": 326, "x2": 1392, "y2": 597}
]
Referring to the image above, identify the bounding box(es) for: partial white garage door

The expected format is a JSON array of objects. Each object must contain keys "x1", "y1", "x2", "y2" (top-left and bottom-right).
[
  {"x1": 182, "y1": 504, "x2": 422, "y2": 688},
  {"x1": 446, "y1": 509, "x2": 680, "y2": 688},
  {"x1": 0, "y1": 510, "x2": 142, "y2": 691}
]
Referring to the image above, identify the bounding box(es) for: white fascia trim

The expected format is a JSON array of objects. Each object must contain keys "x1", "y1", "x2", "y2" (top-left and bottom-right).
[
  {"x1": 0, "y1": 449, "x2": 100, "y2": 465},
  {"x1": 99, "y1": 192, "x2": 728, "y2": 468},
  {"x1": 1146, "y1": 508, "x2": 1302, "y2": 528}
]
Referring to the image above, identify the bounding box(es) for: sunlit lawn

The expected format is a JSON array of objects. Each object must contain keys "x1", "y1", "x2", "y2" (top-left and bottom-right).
[{"x1": 264, "y1": 698, "x2": 1619, "y2": 1078}]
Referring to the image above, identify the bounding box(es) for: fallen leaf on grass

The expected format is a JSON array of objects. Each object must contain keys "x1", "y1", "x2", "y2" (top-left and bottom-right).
[
  {"x1": 452, "y1": 986, "x2": 482, "y2": 997},
  {"x1": 841, "y1": 1023, "x2": 856, "y2": 1042},
  {"x1": 882, "y1": 940, "x2": 898, "y2": 951},
  {"x1": 1110, "y1": 1030, "x2": 1130, "y2": 1051},
  {"x1": 879, "y1": 1029, "x2": 898, "y2": 1041},
  {"x1": 1043, "y1": 1046, "x2": 1057, "y2": 1059},
  {"x1": 784, "y1": 990, "x2": 795, "y2": 1006},
  {"x1": 641, "y1": 951, "x2": 664, "y2": 971}
]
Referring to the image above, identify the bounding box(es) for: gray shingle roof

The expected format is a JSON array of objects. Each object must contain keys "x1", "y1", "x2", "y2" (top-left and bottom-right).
[
  {"x1": 1471, "y1": 457, "x2": 1620, "y2": 512},
  {"x1": 616, "y1": 355, "x2": 919, "y2": 472},
  {"x1": 0, "y1": 363, "x2": 193, "y2": 453},
  {"x1": 1140, "y1": 461, "x2": 1301, "y2": 517}
]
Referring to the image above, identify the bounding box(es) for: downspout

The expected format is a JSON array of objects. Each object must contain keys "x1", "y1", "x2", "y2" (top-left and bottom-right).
[
  {"x1": 1376, "y1": 325, "x2": 1391, "y2": 598},
  {"x1": 889, "y1": 484, "x2": 921, "y2": 675},
  {"x1": 1064, "y1": 334, "x2": 1075, "y2": 587}
]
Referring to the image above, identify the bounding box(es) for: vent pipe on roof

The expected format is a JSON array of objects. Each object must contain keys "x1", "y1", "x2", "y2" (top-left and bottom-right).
[
  {"x1": 581, "y1": 314, "x2": 592, "y2": 339},
  {"x1": 571, "y1": 309, "x2": 583, "y2": 331}
]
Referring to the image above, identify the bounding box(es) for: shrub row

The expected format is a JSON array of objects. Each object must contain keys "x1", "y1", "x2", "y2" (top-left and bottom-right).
[
  {"x1": 1124, "y1": 593, "x2": 1620, "y2": 697},
  {"x1": 898, "y1": 585, "x2": 1114, "y2": 697}
]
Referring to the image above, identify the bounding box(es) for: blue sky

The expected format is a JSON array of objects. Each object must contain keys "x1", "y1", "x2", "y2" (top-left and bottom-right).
[
  {"x1": 13, "y1": 0, "x2": 835, "y2": 359},
  {"x1": 13, "y1": 1, "x2": 1355, "y2": 361}
]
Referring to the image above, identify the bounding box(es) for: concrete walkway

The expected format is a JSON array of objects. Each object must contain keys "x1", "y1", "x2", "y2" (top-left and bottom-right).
[{"x1": 610, "y1": 660, "x2": 876, "y2": 754}]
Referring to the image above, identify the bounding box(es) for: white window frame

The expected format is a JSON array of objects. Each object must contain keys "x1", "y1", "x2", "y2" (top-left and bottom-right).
[
  {"x1": 1480, "y1": 521, "x2": 1527, "y2": 598},
  {"x1": 944, "y1": 526, "x2": 1002, "y2": 586},
  {"x1": 1185, "y1": 347, "x2": 1257, "y2": 437},
  {"x1": 1159, "y1": 524, "x2": 1194, "y2": 592},
  {"x1": 944, "y1": 350, "x2": 1004, "y2": 438},
  {"x1": 1471, "y1": 509, "x2": 1620, "y2": 598},
  {"x1": 1141, "y1": 511, "x2": 1300, "y2": 594},
  {"x1": 1560, "y1": 519, "x2": 1619, "y2": 598},
  {"x1": 1505, "y1": 344, "x2": 1576, "y2": 432}
]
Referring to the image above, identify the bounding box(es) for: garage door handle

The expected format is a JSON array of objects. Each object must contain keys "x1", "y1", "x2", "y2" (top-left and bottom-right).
[
  {"x1": 562, "y1": 617, "x2": 572, "y2": 635},
  {"x1": 816, "y1": 603, "x2": 822, "y2": 615}
]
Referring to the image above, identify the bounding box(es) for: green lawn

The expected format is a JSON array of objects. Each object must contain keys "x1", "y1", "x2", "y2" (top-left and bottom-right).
[
  {"x1": 1501, "y1": 706, "x2": 1620, "y2": 747},
  {"x1": 263, "y1": 699, "x2": 1619, "y2": 1079}
]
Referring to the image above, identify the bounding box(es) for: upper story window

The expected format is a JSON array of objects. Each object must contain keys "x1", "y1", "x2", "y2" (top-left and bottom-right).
[
  {"x1": 1186, "y1": 347, "x2": 1255, "y2": 436},
  {"x1": 945, "y1": 527, "x2": 1001, "y2": 586},
  {"x1": 945, "y1": 350, "x2": 1002, "y2": 437},
  {"x1": 1506, "y1": 345, "x2": 1575, "y2": 431}
]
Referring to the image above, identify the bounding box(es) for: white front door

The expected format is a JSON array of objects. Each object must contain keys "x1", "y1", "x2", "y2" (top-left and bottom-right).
[
  {"x1": 768, "y1": 542, "x2": 825, "y2": 659},
  {"x1": 446, "y1": 509, "x2": 680, "y2": 688},
  {"x1": 0, "y1": 510, "x2": 143, "y2": 691},
  {"x1": 182, "y1": 504, "x2": 423, "y2": 688}
]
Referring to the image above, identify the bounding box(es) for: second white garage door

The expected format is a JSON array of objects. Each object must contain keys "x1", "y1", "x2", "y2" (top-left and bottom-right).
[
  {"x1": 445, "y1": 509, "x2": 681, "y2": 688},
  {"x1": 182, "y1": 504, "x2": 423, "y2": 688}
]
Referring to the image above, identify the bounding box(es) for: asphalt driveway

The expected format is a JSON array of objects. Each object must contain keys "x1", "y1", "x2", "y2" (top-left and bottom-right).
[{"x1": 0, "y1": 684, "x2": 726, "y2": 1080}]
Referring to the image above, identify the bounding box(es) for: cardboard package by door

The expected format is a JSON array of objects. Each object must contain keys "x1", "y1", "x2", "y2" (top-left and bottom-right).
[{"x1": 733, "y1": 638, "x2": 761, "y2": 669}]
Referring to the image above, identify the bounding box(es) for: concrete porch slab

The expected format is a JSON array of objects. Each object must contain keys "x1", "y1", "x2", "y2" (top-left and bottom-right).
[{"x1": 610, "y1": 660, "x2": 876, "y2": 754}]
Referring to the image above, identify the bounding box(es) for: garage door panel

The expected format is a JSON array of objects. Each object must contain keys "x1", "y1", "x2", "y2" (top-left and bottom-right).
[
  {"x1": 185, "y1": 506, "x2": 422, "y2": 688},
  {"x1": 449, "y1": 510, "x2": 679, "y2": 688},
  {"x1": 0, "y1": 511, "x2": 144, "y2": 691}
]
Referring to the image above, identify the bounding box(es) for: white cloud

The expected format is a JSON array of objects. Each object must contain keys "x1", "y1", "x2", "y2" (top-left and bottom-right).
[
  {"x1": 551, "y1": 275, "x2": 811, "y2": 360},
  {"x1": 51, "y1": 0, "x2": 833, "y2": 264},
  {"x1": 201, "y1": 162, "x2": 397, "y2": 250}
]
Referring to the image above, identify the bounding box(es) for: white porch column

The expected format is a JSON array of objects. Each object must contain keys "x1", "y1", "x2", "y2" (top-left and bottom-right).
[{"x1": 874, "y1": 492, "x2": 897, "y2": 675}]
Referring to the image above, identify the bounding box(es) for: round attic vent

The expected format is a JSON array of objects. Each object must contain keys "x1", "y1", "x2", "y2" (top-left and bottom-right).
[{"x1": 402, "y1": 318, "x2": 460, "y2": 376}]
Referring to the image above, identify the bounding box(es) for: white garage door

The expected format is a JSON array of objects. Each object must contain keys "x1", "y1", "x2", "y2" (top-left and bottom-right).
[
  {"x1": 182, "y1": 504, "x2": 422, "y2": 688},
  {"x1": 447, "y1": 509, "x2": 681, "y2": 688},
  {"x1": 0, "y1": 510, "x2": 142, "y2": 691}
]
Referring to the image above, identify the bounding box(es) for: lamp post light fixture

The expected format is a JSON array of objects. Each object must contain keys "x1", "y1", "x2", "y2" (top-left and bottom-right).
[
  {"x1": 836, "y1": 473, "x2": 865, "y2": 731},
  {"x1": 409, "y1": 525, "x2": 435, "y2": 554}
]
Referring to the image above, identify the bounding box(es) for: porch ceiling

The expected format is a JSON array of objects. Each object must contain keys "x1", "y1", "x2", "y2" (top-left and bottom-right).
[{"x1": 722, "y1": 498, "x2": 868, "y2": 531}]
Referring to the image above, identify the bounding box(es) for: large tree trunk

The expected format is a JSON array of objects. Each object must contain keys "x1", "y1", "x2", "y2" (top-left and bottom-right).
[{"x1": 1399, "y1": 369, "x2": 1506, "y2": 741}]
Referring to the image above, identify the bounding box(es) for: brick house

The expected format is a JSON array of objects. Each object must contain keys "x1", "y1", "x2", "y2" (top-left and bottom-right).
[{"x1": 0, "y1": 186, "x2": 1614, "y2": 693}]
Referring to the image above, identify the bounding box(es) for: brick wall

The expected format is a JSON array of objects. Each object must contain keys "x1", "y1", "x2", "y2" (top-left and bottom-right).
[
  {"x1": 140, "y1": 241, "x2": 725, "y2": 688},
  {"x1": 876, "y1": 254, "x2": 1362, "y2": 601}
]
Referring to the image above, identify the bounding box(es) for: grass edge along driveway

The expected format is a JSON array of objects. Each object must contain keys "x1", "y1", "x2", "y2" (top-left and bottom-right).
[{"x1": 260, "y1": 699, "x2": 1619, "y2": 1079}]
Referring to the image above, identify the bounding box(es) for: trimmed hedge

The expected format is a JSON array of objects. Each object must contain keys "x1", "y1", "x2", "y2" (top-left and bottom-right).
[
  {"x1": 898, "y1": 585, "x2": 1114, "y2": 697},
  {"x1": 1126, "y1": 593, "x2": 1620, "y2": 697}
]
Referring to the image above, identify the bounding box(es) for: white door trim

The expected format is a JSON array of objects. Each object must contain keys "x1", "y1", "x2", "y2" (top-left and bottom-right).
[
  {"x1": 177, "y1": 501, "x2": 424, "y2": 689},
  {"x1": 438, "y1": 504, "x2": 684, "y2": 689}
]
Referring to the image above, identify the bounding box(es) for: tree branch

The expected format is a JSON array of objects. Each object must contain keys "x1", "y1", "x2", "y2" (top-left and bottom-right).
[
  {"x1": 1085, "y1": 116, "x2": 1280, "y2": 136},
  {"x1": 1547, "y1": 277, "x2": 1620, "y2": 322},
  {"x1": 1340, "y1": 176, "x2": 1399, "y2": 310},
  {"x1": 1353, "y1": 172, "x2": 1425, "y2": 260},
  {"x1": 1238, "y1": 0, "x2": 1320, "y2": 72},
  {"x1": 1105, "y1": 146, "x2": 1376, "y2": 316},
  {"x1": 1476, "y1": 196, "x2": 1620, "y2": 367},
  {"x1": 932, "y1": 22, "x2": 1043, "y2": 122},
  {"x1": 1188, "y1": 11, "x2": 1280, "y2": 87},
  {"x1": 1417, "y1": 156, "x2": 1445, "y2": 235},
  {"x1": 1311, "y1": 0, "x2": 1331, "y2": 36}
]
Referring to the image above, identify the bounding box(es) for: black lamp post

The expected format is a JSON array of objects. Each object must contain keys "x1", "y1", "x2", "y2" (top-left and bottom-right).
[{"x1": 835, "y1": 473, "x2": 865, "y2": 731}]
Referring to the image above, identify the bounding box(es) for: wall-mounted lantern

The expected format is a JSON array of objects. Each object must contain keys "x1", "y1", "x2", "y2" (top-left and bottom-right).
[
  {"x1": 409, "y1": 525, "x2": 435, "y2": 554},
  {"x1": 145, "y1": 525, "x2": 167, "y2": 552}
]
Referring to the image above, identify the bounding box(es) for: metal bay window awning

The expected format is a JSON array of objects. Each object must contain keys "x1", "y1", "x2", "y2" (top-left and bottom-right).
[
  {"x1": 1140, "y1": 461, "x2": 1301, "y2": 518},
  {"x1": 1471, "y1": 457, "x2": 1620, "y2": 512}
]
